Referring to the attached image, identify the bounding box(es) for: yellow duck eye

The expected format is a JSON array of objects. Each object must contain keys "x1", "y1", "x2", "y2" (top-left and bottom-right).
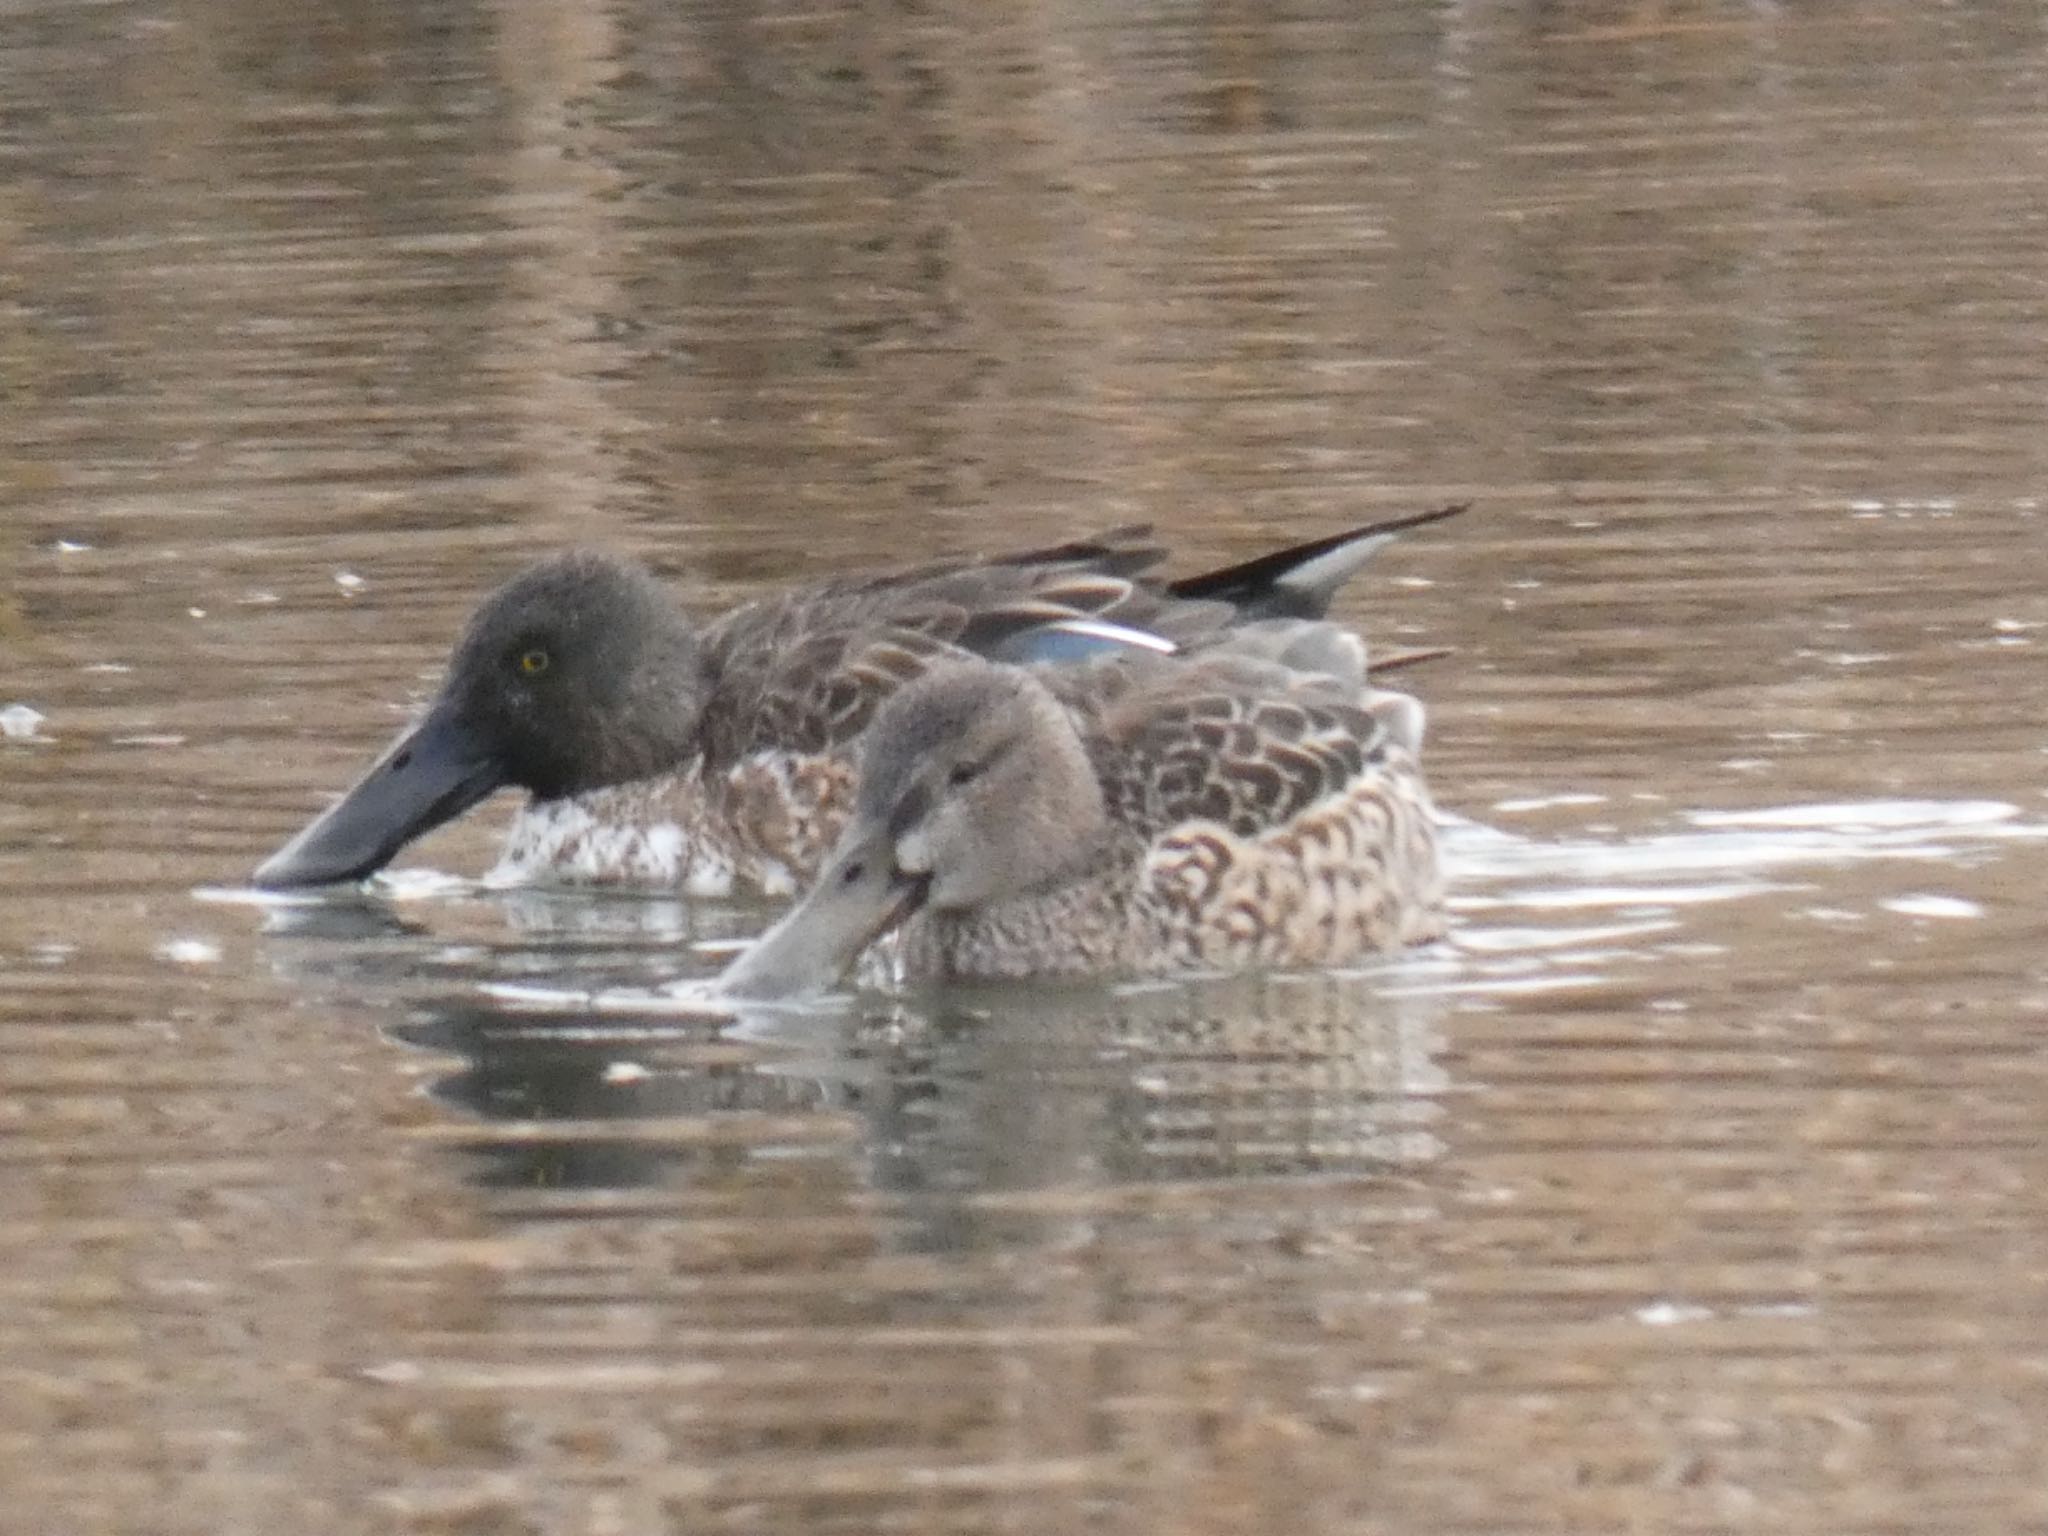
[{"x1": 518, "y1": 648, "x2": 550, "y2": 676}]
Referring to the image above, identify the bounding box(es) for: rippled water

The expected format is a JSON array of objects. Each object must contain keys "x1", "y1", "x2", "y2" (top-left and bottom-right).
[{"x1": 6, "y1": 1, "x2": 2048, "y2": 1530}]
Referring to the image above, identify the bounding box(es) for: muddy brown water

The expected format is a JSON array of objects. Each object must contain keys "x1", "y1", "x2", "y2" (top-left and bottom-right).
[{"x1": 5, "y1": 2, "x2": 2048, "y2": 1531}]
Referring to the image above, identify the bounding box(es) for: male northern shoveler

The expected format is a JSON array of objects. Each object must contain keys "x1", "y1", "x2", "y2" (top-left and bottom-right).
[
  {"x1": 717, "y1": 625, "x2": 1446, "y2": 998},
  {"x1": 253, "y1": 507, "x2": 1460, "y2": 895}
]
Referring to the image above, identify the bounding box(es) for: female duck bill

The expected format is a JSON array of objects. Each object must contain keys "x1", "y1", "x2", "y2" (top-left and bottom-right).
[{"x1": 716, "y1": 824, "x2": 930, "y2": 1000}]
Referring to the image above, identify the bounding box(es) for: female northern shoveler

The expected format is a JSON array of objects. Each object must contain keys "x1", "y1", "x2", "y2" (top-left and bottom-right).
[
  {"x1": 253, "y1": 507, "x2": 1460, "y2": 895},
  {"x1": 717, "y1": 627, "x2": 1446, "y2": 998}
]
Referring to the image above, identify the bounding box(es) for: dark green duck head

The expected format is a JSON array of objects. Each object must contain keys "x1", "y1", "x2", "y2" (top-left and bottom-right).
[{"x1": 253, "y1": 551, "x2": 706, "y2": 889}]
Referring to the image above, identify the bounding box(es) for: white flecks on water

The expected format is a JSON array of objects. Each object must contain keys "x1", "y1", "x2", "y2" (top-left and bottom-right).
[
  {"x1": 54, "y1": 539, "x2": 91, "y2": 554},
  {"x1": 1443, "y1": 798, "x2": 2043, "y2": 978},
  {"x1": 1492, "y1": 792, "x2": 1608, "y2": 814},
  {"x1": 1636, "y1": 1300, "x2": 1714, "y2": 1327},
  {"x1": 601, "y1": 1061, "x2": 652, "y2": 1085},
  {"x1": 476, "y1": 979, "x2": 737, "y2": 1022},
  {"x1": 1689, "y1": 799, "x2": 2017, "y2": 833},
  {"x1": 192, "y1": 884, "x2": 326, "y2": 908},
  {"x1": 1, "y1": 704, "x2": 46, "y2": 739},
  {"x1": 335, "y1": 570, "x2": 365, "y2": 593},
  {"x1": 689, "y1": 938, "x2": 751, "y2": 958},
  {"x1": 1880, "y1": 894, "x2": 1984, "y2": 920},
  {"x1": 1846, "y1": 496, "x2": 1957, "y2": 518},
  {"x1": 366, "y1": 868, "x2": 474, "y2": 902},
  {"x1": 156, "y1": 937, "x2": 223, "y2": 966}
]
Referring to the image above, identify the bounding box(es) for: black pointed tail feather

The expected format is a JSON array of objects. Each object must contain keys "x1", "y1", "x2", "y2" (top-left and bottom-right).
[{"x1": 1167, "y1": 503, "x2": 1468, "y2": 620}]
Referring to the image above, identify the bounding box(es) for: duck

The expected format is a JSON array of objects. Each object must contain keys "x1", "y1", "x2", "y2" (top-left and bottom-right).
[
  {"x1": 253, "y1": 507, "x2": 1461, "y2": 894},
  {"x1": 716, "y1": 622, "x2": 1446, "y2": 998}
]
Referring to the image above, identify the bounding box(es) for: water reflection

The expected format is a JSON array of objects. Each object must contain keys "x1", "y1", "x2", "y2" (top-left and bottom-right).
[
  {"x1": 858, "y1": 979, "x2": 1449, "y2": 1200},
  {"x1": 350, "y1": 959, "x2": 1452, "y2": 1202},
  {"x1": 241, "y1": 788, "x2": 2047, "y2": 1226}
]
